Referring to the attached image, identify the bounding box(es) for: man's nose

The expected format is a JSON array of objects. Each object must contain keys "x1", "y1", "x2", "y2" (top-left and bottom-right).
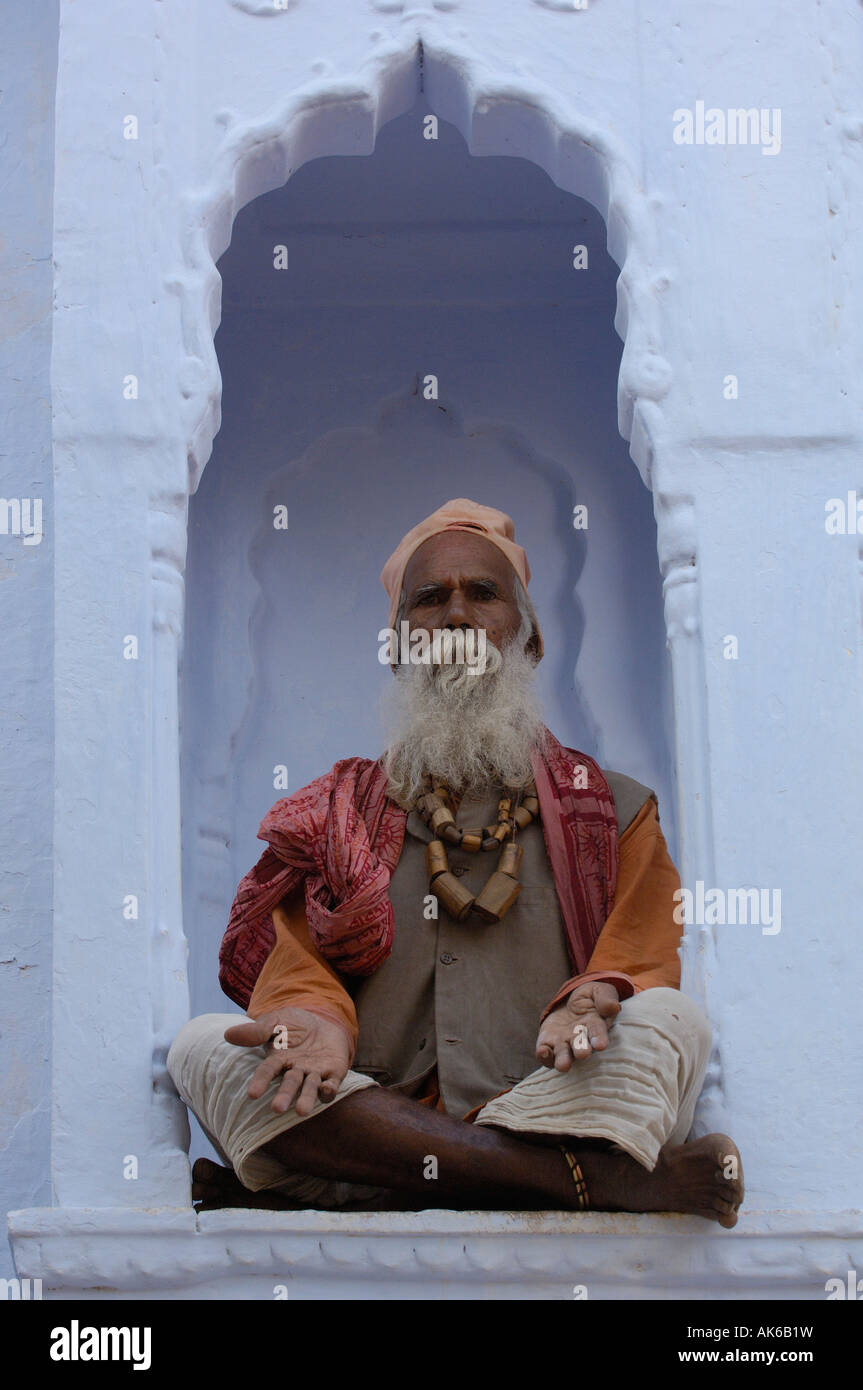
[{"x1": 441, "y1": 591, "x2": 473, "y2": 629}]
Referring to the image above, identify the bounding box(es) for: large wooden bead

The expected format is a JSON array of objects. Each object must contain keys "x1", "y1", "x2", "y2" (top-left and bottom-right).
[
  {"x1": 426, "y1": 839, "x2": 448, "y2": 881},
  {"x1": 430, "y1": 805, "x2": 456, "y2": 833},
  {"x1": 522, "y1": 796, "x2": 539, "y2": 817},
  {"x1": 460, "y1": 831, "x2": 483, "y2": 853},
  {"x1": 514, "y1": 806, "x2": 533, "y2": 829},
  {"x1": 432, "y1": 871, "x2": 475, "y2": 921},
  {"x1": 498, "y1": 842, "x2": 523, "y2": 879},
  {"x1": 472, "y1": 871, "x2": 522, "y2": 923}
]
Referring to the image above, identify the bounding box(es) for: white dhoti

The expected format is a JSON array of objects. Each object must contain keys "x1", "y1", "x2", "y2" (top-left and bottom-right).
[{"x1": 167, "y1": 986, "x2": 713, "y2": 1207}]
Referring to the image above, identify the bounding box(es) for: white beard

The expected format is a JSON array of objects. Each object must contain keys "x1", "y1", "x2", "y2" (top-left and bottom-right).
[{"x1": 380, "y1": 633, "x2": 548, "y2": 808}]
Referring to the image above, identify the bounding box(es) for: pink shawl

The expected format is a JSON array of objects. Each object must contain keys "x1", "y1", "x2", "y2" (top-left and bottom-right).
[{"x1": 218, "y1": 730, "x2": 618, "y2": 1008}]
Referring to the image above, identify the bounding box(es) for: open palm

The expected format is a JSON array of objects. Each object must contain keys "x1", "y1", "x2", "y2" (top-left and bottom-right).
[{"x1": 224, "y1": 1007, "x2": 352, "y2": 1117}]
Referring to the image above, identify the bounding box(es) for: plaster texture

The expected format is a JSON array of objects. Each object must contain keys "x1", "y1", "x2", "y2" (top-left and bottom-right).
[
  {"x1": 3, "y1": 0, "x2": 862, "y2": 1297},
  {"x1": 0, "y1": 1, "x2": 58, "y2": 1280}
]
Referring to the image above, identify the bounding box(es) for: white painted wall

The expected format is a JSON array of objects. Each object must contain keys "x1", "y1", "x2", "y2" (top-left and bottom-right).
[{"x1": 0, "y1": 1, "x2": 58, "y2": 1280}]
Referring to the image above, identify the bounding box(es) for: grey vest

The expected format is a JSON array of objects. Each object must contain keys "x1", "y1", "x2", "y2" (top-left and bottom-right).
[{"x1": 345, "y1": 769, "x2": 652, "y2": 1118}]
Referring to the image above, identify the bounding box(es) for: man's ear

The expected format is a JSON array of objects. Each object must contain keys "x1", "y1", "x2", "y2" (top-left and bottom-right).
[{"x1": 526, "y1": 630, "x2": 542, "y2": 662}]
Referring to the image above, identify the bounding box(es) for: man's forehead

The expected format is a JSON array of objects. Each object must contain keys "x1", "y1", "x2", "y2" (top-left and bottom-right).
[{"x1": 403, "y1": 531, "x2": 516, "y2": 592}]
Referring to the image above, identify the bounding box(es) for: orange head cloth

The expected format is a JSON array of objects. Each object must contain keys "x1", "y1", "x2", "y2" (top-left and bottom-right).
[{"x1": 379, "y1": 497, "x2": 544, "y2": 659}]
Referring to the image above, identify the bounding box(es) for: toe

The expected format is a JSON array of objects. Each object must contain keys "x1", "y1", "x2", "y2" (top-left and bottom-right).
[{"x1": 713, "y1": 1192, "x2": 741, "y2": 1228}]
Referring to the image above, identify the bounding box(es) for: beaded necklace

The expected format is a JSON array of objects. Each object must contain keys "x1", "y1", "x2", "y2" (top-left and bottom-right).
[{"x1": 413, "y1": 777, "x2": 540, "y2": 923}]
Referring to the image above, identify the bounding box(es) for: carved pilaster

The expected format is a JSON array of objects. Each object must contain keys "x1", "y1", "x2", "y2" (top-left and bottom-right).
[
  {"x1": 148, "y1": 492, "x2": 193, "y2": 1172},
  {"x1": 655, "y1": 491, "x2": 724, "y2": 1132}
]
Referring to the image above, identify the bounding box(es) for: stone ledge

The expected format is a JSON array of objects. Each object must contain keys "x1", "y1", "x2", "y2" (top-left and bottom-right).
[{"x1": 8, "y1": 1207, "x2": 863, "y2": 1299}]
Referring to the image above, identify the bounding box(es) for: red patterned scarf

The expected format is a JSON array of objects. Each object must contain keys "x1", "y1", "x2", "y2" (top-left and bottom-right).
[{"x1": 218, "y1": 729, "x2": 618, "y2": 1008}]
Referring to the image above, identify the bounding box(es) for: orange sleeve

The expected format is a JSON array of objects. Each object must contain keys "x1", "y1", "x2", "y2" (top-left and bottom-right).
[
  {"x1": 540, "y1": 796, "x2": 683, "y2": 1020},
  {"x1": 246, "y1": 885, "x2": 359, "y2": 1054}
]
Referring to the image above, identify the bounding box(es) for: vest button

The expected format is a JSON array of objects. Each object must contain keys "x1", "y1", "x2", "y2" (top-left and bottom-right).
[{"x1": 439, "y1": 951, "x2": 456, "y2": 965}]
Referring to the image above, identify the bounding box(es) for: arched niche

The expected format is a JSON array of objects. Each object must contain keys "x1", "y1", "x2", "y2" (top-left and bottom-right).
[
  {"x1": 161, "y1": 44, "x2": 720, "y2": 1186},
  {"x1": 179, "y1": 42, "x2": 672, "y2": 490},
  {"x1": 180, "y1": 92, "x2": 680, "y2": 1037}
]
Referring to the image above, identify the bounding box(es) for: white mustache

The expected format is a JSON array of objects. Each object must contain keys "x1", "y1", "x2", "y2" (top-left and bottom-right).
[
  {"x1": 381, "y1": 636, "x2": 545, "y2": 807},
  {"x1": 427, "y1": 630, "x2": 501, "y2": 683}
]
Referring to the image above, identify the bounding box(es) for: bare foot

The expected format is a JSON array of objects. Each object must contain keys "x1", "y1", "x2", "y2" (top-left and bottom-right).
[
  {"x1": 575, "y1": 1133, "x2": 744, "y2": 1227},
  {"x1": 191, "y1": 1156, "x2": 418, "y2": 1213},
  {"x1": 191, "y1": 1157, "x2": 304, "y2": 1211}
]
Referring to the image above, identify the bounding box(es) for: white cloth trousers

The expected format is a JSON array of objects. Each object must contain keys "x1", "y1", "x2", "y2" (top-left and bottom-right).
[{"x1": 167, "y1": 986, "x2": 713, "y2": 1207}]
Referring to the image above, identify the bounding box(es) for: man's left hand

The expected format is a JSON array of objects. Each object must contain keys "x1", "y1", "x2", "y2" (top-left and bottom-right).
[{"x1": 535, "y1": 981, "x2": 621, "y2": 1071}]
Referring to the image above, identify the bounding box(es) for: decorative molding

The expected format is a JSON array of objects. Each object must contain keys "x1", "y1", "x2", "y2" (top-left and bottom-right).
[
  {"x1": 370, "y1": 2, "x2": 461, "y2": 11},
  {"x1": 858, "y1": 513, "x2": 863, "y2": 642},
  {"x1": 228, "y1": 0, "x2": 300, "y2": 15},
  {"x1": 148, "y1": 493, "x2": 194, "y2": 1166},
  {"x1": 9, "y1": 1207, "x2": 862, "y2": 1297},
  {"x1": 174, "y1": 36, "x2": 671, "y2": 492},
  {"x1": 532, "y1": 0, "x2": 591, "y2": 10},
  {"x1": 655, "y1": 492, "x2": 724, "y2": 1134}
]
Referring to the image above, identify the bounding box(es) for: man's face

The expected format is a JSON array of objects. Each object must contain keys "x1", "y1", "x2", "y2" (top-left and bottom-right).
[
  {"x1": 401, "y1": 531, "x2": 526, "y2": 655},
  {"x1": 383, "y1": 530, "x2": 545, "y2": 805}
]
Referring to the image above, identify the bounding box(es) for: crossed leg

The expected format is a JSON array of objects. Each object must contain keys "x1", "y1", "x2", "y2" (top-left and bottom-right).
[{"x1": 172, "y1": 988, "x2": 744, "y2": 1226}]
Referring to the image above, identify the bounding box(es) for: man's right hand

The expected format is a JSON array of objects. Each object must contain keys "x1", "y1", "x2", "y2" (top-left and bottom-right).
[{"x1": 223, "y1": 1007, "x2": 352, "y2": 1117}]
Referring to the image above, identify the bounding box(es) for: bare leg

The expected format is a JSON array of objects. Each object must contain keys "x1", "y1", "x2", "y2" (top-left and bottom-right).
[{"x1": 251, "y1": 1087, "x2": 743, "y2": 1225}]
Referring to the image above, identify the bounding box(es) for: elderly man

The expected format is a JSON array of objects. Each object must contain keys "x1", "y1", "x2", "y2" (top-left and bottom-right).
[{"x1": 169, "y1": 499, "x2": 743, "y2": 1225}]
